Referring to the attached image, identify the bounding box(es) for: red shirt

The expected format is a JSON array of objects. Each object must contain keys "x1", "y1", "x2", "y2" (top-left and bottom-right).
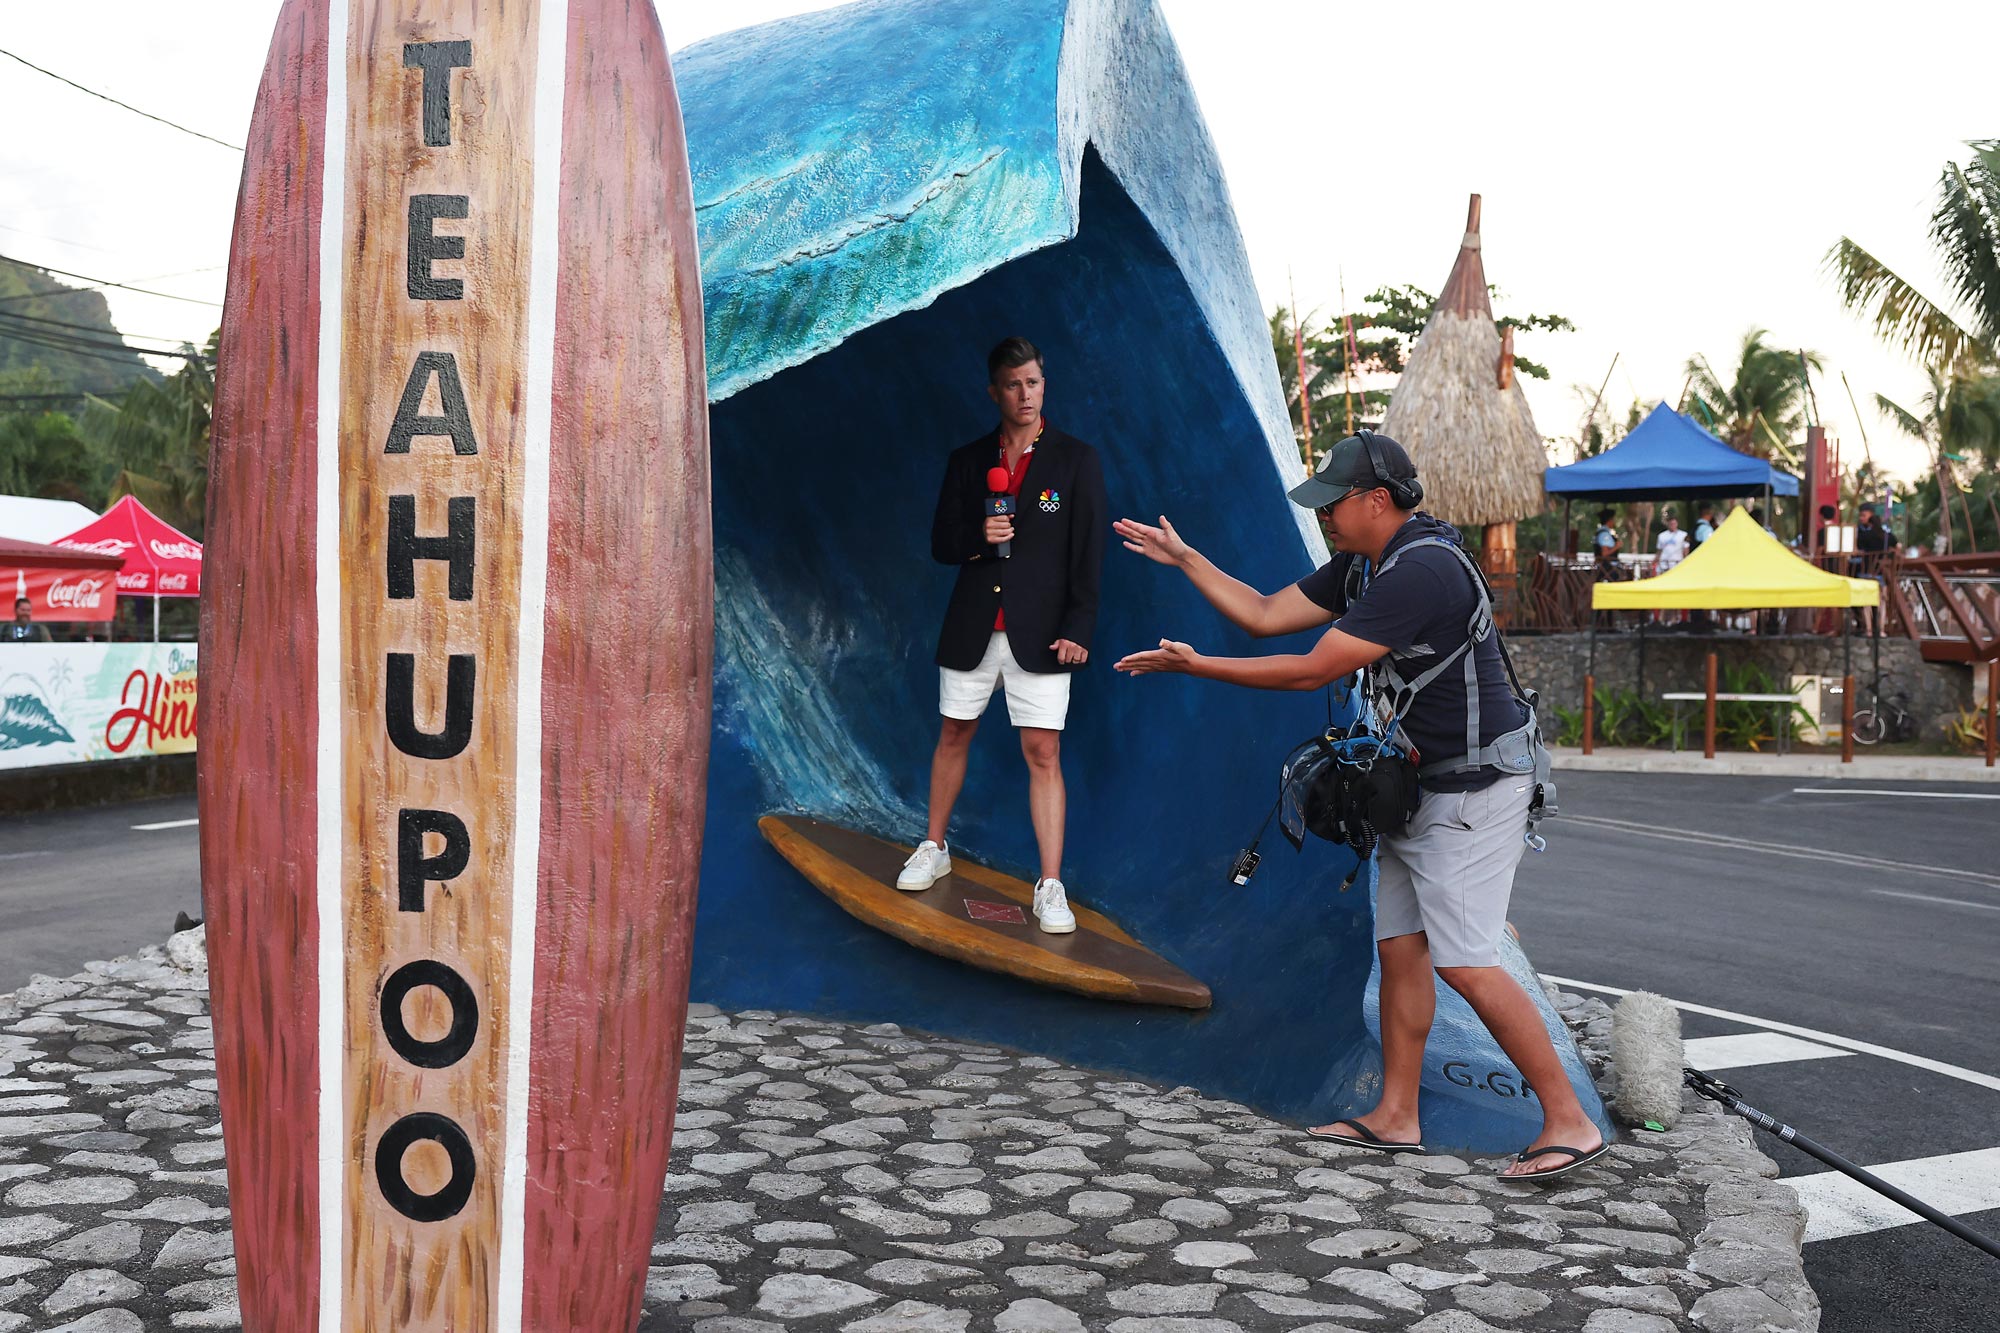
[{"x1": 993, "y1": 441, "x2": 1035, "y2": 631}]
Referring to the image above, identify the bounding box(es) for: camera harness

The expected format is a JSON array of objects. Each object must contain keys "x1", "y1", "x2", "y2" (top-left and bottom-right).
[{"x1": 1234, "y1": 431, "x2": 1558, "y2": 889}]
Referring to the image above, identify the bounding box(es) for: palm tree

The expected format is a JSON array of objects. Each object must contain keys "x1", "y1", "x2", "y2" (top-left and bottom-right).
[
  {"x1": 1876, "y1": 366, "x2": 2000, "y2": 553},
  {"x1": 1684, "y1": 328, "x2": 1822, "y2": 460},
  {"x1": 1827, "y1": 141, "x2": 2000, "y2": 369},
  {"x1": 78, "y1": 337, "x2": 213, "y2": 537}
]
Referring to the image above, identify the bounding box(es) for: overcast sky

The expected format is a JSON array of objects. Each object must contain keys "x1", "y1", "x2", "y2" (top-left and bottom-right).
[{"x1": 2, "y1": 0, "x2": 1990, "y2": 480}]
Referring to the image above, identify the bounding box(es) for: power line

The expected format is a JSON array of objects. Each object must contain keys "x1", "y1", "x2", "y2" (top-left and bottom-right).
[
  {"x1": 0, "y1": 320, "x2": 183, "y2": 369},
  {"x1": 0, "y1": 47, "x2": 243, "y2": 152},
  {"x1": 0, "y1": 254, "x2": 220, "y2": 307},
  {"x1": 0, "y1": 307, "x2": 191, "y2": 348}
]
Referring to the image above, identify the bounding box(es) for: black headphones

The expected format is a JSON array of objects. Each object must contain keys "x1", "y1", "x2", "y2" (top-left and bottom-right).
[{"x1": 1353, "y1": 427, "x2": 1424, "y2": 509}]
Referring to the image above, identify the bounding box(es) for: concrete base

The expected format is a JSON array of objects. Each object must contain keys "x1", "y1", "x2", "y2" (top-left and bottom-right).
[{"x1": 1551, "y1": 745, "x2": 2000, "y2": 783}]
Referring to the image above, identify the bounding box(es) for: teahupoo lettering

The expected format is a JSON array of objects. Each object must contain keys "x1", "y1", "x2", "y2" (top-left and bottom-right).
[{"x1": 375, "y1": 34, "x2": 482, "y2": 1227}]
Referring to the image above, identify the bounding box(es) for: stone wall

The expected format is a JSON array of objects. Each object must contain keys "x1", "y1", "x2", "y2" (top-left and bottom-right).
[{"x1": 1504, "y1": 633, "x2": 1975, "y2": 742}]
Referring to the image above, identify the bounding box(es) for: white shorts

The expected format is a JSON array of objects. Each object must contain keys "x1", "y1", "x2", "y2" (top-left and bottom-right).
[
  {"x1": 940, "y1": 631, "x2": 1071, "y2": 731},
  {"x1": 1374, "y1": 777, "x2": 1533, "y2": 967}
]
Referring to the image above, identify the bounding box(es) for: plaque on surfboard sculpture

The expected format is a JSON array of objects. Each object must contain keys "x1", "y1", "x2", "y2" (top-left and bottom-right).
[{"x1": 199, "y1": 1, "x2": 710, "y2": 1327}]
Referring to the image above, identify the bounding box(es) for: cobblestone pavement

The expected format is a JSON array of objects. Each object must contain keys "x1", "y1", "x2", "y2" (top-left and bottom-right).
[{"x1": 0, "y1": 932, "x2": 1814, "y2": 1331}]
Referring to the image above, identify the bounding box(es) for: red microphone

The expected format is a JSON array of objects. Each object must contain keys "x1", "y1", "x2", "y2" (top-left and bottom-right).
[{"x1": 985, "y1": 466, "x2": 1015, "y2": 559}]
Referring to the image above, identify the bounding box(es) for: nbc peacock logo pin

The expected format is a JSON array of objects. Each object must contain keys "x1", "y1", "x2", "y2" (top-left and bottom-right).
[{"x1": 1038, "y1": 488, "x2": 1061, "y2": 513}]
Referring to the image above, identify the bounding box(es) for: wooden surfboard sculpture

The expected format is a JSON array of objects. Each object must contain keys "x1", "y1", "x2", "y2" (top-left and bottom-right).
[
  {"x1": 199, "y1": 1, "x2": 710, "y2": 1329},
  {"x1": 760, "y1": 815, "x2": 1211, "y2": 1009}
]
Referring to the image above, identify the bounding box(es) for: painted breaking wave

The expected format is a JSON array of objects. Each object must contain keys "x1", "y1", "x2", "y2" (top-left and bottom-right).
[{"x1": 673, "y1": 0, "x2": 1608, "y2": 1152}]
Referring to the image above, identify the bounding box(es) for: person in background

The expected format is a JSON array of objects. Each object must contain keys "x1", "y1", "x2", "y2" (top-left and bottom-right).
[
  {"x1": 1655, "y1": 512, "x2": 1689, "y2": 572},
  {"x1": 7, "y1": 597, "x2": 51, "y2": 643},
  {"x1": 1693, "y1": 503, "x2": 1716, "y2": 546},
  {"x1": 1854, "y1": 502, "x2": 1892, "y2": 637},
  {"x1": 1593, "y1": 508, "x2": 1620, "y2": 575}
]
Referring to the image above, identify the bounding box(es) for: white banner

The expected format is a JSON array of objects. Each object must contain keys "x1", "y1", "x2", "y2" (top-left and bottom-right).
[{"x1": 0, "y1": 642, "x2": 198, "y2": 770}]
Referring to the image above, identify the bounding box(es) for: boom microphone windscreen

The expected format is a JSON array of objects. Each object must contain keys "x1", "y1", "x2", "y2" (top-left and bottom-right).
[{"x1": 1611, "y1": 990, "x2": 1684, "y2": 1129}]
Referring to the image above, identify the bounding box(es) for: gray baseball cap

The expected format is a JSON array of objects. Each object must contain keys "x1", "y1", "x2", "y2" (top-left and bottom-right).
[{"x1": 1287, "y1": 431, "x2": 1418, "y2": 509}]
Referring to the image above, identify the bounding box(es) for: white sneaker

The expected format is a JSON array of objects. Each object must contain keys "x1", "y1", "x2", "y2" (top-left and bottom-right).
[
  {"x1": 1032, "y1": 878, "x2": 1077, "y2": 934},
  {"x1": 896, "y1": 840, "x2": 951, "y2": 891}
]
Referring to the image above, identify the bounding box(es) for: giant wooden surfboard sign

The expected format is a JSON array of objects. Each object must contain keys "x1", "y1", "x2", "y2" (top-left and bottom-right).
[{"x1": 199, "y1": 0, "x2": 710, "y2": 1328}]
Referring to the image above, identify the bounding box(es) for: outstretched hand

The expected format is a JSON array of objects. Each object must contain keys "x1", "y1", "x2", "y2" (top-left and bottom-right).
[
  {"x1": 1114, "y1": 515, "x2": 1190, "y2": 567},
  {"x1": 1114, "y1": 639, "x2": 1198, "y2": 676}
]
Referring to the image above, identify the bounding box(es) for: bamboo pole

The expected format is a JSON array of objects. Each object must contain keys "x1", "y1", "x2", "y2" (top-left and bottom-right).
[{"x1": 1704, "y1": 652, "x2": 1718, "y2": 759}]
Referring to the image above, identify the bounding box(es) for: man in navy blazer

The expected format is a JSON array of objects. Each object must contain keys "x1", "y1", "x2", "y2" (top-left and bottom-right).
[{"x1": 895, "y1": 337, "x2": 1106, "y2": 934}]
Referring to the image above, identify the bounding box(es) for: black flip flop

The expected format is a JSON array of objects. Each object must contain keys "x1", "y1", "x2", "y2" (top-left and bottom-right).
[
  {"x1": 1305, "y1": 1119, "x2": 1425, "y2": 1154},
  {"x1": 1502, "y1": 1141, "x2": 1610, "y2": 1181}
]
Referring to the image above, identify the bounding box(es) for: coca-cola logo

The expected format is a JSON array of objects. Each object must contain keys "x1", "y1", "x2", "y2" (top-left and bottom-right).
[
  {"x1": 117, "y1": 572, "x2": 150, "y2": 591},
  {"x1": 157, "y1": 573, "x2": 190, "y2": 592},
  {"x1": 59, "y1": 537, "x2": 133, "y2": 557},
  {"x1": 150, "y1": 539, "x2": 203, "y2": 562},
  {"x1": 46, "y1": 577, "x2": 106, "y2": 609}
]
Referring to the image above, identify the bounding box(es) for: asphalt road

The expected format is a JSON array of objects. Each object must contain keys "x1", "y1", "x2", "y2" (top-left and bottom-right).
[
  {"x1": 0, "y1": 793, "x2": 202, "y2": 993},
  {"x1": 2, "y1": 777, "x2": 1994, "y2": 1328},
  {"x1": 1515, "y1": 770, "x2": 2000, "y2": 1333}
]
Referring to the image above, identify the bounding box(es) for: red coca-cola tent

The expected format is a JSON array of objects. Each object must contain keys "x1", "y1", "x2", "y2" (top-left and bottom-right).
[
  {"x1": 1, "y1": 534, "x2": 122, "y2": 623},
  {"x1": 53, "y1": 495, "x2": 204, "y2": 598}
]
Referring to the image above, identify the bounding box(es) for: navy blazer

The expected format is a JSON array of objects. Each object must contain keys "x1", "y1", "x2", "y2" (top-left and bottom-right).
[{"x1": 930, "y1": 425, "x2": 1106, "y2": 674}]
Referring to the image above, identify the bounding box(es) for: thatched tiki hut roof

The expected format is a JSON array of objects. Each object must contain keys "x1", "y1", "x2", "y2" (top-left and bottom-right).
[{"x1": 1381, "y1": 195, "x2": 1548, "y2": 526}]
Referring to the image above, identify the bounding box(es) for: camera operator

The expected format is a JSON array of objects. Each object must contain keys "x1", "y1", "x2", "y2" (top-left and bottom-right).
[{"x1": 1113, "y1": 431, "x2": 1604, "y2": 1180}]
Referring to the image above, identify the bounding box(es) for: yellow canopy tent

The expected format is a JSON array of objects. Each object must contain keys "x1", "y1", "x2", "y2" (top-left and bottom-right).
[
  {"x1": 1592, "y1": 508, "x2": 1879, "y2": 610},
  {"x1": 1583, "y1": 509, "x2": 1878, "y2": 760}
]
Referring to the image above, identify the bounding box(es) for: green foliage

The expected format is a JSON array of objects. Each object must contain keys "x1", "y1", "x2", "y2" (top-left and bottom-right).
[
  {"x1": 1270, "y1": 282, "x2": 1575, "y2": 470},
  {"x1": 1944, "y1": 708, "x2": 1991, "y2": 755},
  {"x1": 1557, "y1": 660, "x2": 1813, "y2": 751},
  {"x1": 0, "y1": 366, "x2": 107, "y2": 502},
  {"x1": 76, "y1": 332, "x2": 215, "y2": 538},
  {"x1": 0, "y1": 258, "x2": 160, "y2": 394},
  {"x1": 1684, "y1": 328, "x2": 1822, "y2": 459},
  {"x1": 1827, "y1": 140, "x2": 2000, "y2": 369}
]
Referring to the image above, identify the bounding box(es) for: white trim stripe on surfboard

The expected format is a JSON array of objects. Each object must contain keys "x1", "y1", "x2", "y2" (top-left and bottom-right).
[
  {"x1": 314, "y1": 2, "x2": 350, "y2": 1329},
  {"x1": 496, "y1": 0, "x2": 568, "y2": 1323}
]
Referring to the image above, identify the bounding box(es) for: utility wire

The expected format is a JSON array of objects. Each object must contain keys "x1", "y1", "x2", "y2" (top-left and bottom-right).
[
  {"x1": 0, "y1": 307, "x2": 190, "y2": 347},
  {"x1": 0, "y1": 307, "x2": 190, "y2": 348},
  {"x1": 0, "y1": 253, "x2": 220, "y2": 307},
  {"x1": 0, "y1": 47, "x2": 243, "y2": 152},
  {"x1": 0, "y1": 321, "x2": 190, "y2": 368}
]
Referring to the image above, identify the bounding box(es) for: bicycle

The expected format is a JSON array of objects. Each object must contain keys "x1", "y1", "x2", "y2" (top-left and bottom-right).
[{"x1": 1850, "y1": 676, "x2": 1915, "y2": 746}]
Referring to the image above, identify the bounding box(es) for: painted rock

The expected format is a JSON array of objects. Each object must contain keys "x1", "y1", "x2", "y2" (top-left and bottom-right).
[{"x1": 199, "y1": 0, "x2": 710, "y2": 1328}]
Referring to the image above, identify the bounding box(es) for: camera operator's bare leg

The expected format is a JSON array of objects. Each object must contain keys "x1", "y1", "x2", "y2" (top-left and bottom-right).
[
  {"x1": 1436, "y1": 964, "x2": 1602, "y2": 1175},
  {"x1": 1311, "y1": 931, "x2": 1430, "y2": 1144},
  {"x1": 925, "y1": 717, "x2": 979, "y2": 846},
  {"x1": 1020, "y1": 727, "x2": 1064, "y2": 883}
]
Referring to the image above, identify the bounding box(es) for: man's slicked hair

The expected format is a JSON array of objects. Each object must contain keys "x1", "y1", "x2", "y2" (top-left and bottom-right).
[{"x1": 987, "y1": 336, "x2": 1043, "y2": 382}]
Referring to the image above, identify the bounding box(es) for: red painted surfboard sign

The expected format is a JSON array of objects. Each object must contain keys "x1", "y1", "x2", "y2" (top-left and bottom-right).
[{"x1": 200, "y1": 0, "x2": 710, "y2": 1328}]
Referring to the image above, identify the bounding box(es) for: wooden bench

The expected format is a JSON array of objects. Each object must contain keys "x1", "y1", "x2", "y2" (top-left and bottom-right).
[{"x1": 1661, "y1": 692, "x2": 1805, "y2": 755}]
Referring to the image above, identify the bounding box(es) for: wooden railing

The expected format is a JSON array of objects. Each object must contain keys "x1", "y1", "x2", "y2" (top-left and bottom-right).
[{"x1": 1884, "y1": 553, "x2": 2000, "y2": 662}]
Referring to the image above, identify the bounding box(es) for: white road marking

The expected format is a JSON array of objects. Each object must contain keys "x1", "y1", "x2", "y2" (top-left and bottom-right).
[
  {"x1": 1874, "y1": 889, "x2": 2000, "y2": 913},
  {"x1": 1793, "y1": 787, "x2": 2000, "y2": 801},
  {"x1": 1561, "y1": 812, "x2": 2000, "y2": 892},
  {"x1": 1542, "y1": 975, "x2": 2000, "y2": 1094},
  {"x1": 0, "y1": 851, "x2": 53, "y2": 862},
  {"x1": 1681, "y1": 1033, "x2": 1853, "y2": 1072},
  {"x1": 315, "y1": 2, "x2": 351, "y2": 1328},
  {"x1": 1788, "y1": 1147, "x2": 2000, "y2": 1243},
  {"x1": 131, "y1": 818, "x2": 199, "y2": 831}
]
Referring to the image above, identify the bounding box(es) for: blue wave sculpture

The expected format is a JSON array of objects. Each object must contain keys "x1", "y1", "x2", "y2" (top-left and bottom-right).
[{"x1": 678, "y1": 0, "x2": 1606, "y2": 1152}]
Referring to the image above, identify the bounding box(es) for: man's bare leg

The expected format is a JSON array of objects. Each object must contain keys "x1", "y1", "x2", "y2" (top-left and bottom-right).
[
  {"x1": 925, "y1": 716, "x2": 980, "y2": 846},
  {"x1": 1312, "y1": 931, "x2": 1431, "y2": 1143},
  {"x1": 1019, "y1": 727, "x2": 1064, "y2": 882},
  {"x1": 1436, "y1": 964, "x2": 1602, "y2": 1175}
]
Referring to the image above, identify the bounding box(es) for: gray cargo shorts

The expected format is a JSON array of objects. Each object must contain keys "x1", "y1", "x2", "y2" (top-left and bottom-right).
[{"x1": 1374, "y1": 776, "x2": 1533, "y2": 967}]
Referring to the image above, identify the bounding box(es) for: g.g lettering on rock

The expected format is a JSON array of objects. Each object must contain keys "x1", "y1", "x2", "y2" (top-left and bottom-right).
[{"x1": 200, "y1": 1, "x2": 711, "y2": 1330}]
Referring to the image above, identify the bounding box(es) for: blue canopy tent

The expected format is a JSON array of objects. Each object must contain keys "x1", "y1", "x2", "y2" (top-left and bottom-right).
[{"x1": 1545, "y1": 402, "x2": 1800, "y2": 502}]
